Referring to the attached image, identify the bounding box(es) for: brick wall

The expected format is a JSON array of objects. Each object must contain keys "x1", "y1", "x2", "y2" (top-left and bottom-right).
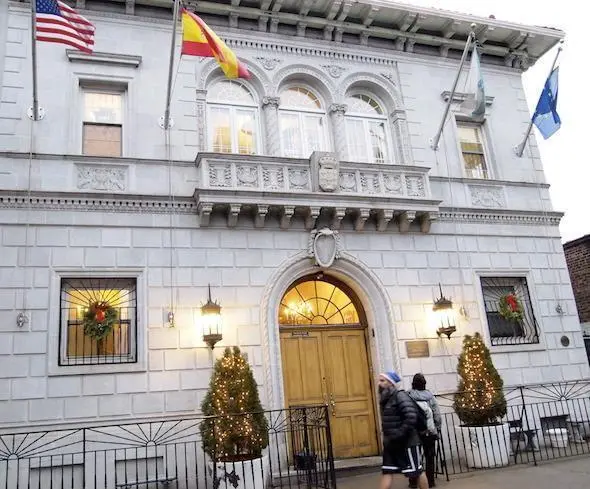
[{"x1": 564, "y1": 235, "x2": 590, "y2": 324}]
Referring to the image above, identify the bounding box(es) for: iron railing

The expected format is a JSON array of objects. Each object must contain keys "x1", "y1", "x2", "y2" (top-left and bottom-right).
[
  {"x1": 0, "y1": 406, "x2": 336, "y2": 489},
  {"x1": 480, "y1": 277, "x2": 540, "y2": 346},
  {"x1": 434, "y1": 380, "x2": 590, "y2": 477},
  {"x1": 59, "y1": 277, "x2": 137, "y2": 366}
]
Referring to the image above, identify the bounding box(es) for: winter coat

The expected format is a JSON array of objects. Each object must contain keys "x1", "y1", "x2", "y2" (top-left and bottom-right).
[
  {"x1": 379, "y1": 387, "x2": 421, "y2": 447},
  {"x1": 408, "y1": 389, "x2": 442, "y2": 430}
]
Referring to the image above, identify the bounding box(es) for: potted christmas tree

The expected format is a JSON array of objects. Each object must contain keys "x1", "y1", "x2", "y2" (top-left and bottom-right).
[
  {"x1": 201, "y1": 347, "x2": 269, "y2": 489},
  {"x1": 452, "y1": 333, "x2": 510, "y2": 468}
]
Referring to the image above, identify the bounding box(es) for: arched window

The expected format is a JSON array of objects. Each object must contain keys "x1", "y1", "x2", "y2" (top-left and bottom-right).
[
  {"x1": 344, "y1": 93, "x2": 389, "y2": 163},
  {"x1": 279, "y1": 277, "x2": 360, "y2": 326},
  {"x1": 279, "y1": 86, "x2": 328, "y2": 158},
  {"x1": 207, "y1": 80, "x2": 259, "y2": 154}
]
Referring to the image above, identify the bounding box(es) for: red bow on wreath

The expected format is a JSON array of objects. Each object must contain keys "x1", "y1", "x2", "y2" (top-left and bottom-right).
[
  {"x1": 83, "y1": 302, "x2": 118, "y2": 340},
  {"x1": 505, "y1": 294, "x2": 519, "y2": 312},
  {"x1": 498, "y1": 293, "x2": 524, "y2": 322}
]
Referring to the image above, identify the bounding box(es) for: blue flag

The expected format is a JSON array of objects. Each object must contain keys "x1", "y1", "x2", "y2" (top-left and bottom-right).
[{"x1": 532, "y1": 68, "x2": 561, "y2": 139}]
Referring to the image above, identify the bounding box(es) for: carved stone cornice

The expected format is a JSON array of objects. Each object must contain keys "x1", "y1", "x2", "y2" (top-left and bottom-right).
[
  {"x1": 438, "y1": 209, "x2": 562, "y2": 225},
  {"x1": 66, "y1": 50, "x2": 142, "y2": 68},
  {"x1": 0, "y1": 192, "x2": 196, "y2": 214},
  {"x1": 441, "y1": 91, "x2": 495, "y2": 106}
]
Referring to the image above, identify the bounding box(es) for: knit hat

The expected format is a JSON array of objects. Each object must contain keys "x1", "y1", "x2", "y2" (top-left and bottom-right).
[
  {"x1": 412, "y1": 373, "x2": 427, "y2": 390},
  {"x1": 379, "y1": 371, "x2": 401, "y2": 385}
]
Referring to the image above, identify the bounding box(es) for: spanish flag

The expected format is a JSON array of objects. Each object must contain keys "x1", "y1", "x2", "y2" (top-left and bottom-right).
[{"x1": 181, "y1": 9, "x2": 250, "y2": 79}]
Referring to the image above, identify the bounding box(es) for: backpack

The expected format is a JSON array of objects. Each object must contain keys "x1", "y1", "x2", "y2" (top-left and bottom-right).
[{"x1": 414, "y1": 399, "x2": 437, "y2": 436}]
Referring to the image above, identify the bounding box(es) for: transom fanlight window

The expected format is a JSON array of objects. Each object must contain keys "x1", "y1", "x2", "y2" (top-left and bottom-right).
[
  {"x1": 345, "y1": 93, "x2": 389, "y2": 163},
  {"x1": 279, "y1": 279, "x2": 360, "y2": 326},
  {"x1": 207, "y1": 80, "x2": 259, "y2": 155},
  {"x1": 279, "y1": 86, "x2": 328, "y2": 158}
]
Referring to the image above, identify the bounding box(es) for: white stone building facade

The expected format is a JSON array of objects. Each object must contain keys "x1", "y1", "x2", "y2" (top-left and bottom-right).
[{"x1": 0, "y1": 0, "x2": 588, "y2": 451}]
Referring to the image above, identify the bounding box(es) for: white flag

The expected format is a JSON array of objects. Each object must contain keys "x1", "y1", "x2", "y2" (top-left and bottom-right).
[{"x1": 460, "y1": 45, "x2": 485, "y2": 120}]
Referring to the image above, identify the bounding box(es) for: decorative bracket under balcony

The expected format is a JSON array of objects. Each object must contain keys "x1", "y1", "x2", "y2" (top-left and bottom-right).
[{"x1": 194, "y1": 152, "x2": 441, "y2": 232}]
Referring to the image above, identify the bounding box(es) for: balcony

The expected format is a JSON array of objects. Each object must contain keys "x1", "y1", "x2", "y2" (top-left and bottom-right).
[{"x1": 194, "y1": 152, "x2": 441, "y2": 231}]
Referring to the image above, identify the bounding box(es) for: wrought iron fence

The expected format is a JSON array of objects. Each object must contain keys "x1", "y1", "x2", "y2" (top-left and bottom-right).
[
  {"x1": 434, "y1": 380, "x2": 590, "y2": 477},
  {"x1": 0, "y1": 406, "x2": 336, "y2": 489}
]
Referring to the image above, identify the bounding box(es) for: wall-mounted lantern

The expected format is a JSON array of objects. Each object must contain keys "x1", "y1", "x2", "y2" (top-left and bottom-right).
[
  {"x1": 433, "y1": 284, "x2": 456, "y2": 339},
  {"x1": 201, "y1": 285, "x2": 222, "y2": 349}
]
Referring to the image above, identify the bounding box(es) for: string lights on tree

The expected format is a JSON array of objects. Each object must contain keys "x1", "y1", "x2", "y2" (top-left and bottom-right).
[
  {"x1": 200, "y1": 347, "x2": 269, "y2": 462},
  {"x1": 453, "y1": 333, "x2": 507, "y2": 426}
]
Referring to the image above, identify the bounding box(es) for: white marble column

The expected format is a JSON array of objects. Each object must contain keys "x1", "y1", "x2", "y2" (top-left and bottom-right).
[
  {"x1": 329, "y1": 103, "x2": 348, "y2": 161},
  {"x1": 262, "y1": 96, "x2": 281, "y2": 156},
  {"x1": 195, "y1": 89, "x2": 208, "y2": 153},
  {"x1": 390, "y1": 109, "x2": 414, "y2": 166}
]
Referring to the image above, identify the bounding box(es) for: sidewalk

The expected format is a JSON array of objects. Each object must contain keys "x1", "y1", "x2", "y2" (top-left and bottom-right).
[{"x1": 337, "y1": 456, "x2": 590, "y2": 489}]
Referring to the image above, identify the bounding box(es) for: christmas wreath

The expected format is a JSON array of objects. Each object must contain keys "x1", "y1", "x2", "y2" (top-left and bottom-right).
[
  {"x1": 83, "y1": 302, "x2": 118, "y2": 340},
  {"x1": 498, "y1": 293, "x2": 524, "y2": 322}
]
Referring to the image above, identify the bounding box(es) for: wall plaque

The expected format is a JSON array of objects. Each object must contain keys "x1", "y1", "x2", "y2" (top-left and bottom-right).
[
  {"x1": 406, "y1": 340, "x2": 430, "y2": 358},
  {"x1": 291, "y1": 331, "x2": 310, "y2": 337}
]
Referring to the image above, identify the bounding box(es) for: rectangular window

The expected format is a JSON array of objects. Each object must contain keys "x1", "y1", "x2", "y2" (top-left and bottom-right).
[
  {"x1": 480, "y1": 277, "x2": 540, "y2": 346},
  {"x1": 457, "y1": 123, "x2": 489, "y2": 179},
  {"x1": 59, "y1": 277, "x2": 137, "y2": 366},
  {"x1": 584, "y1": 334, "x2": 590, "y2": 366},
  {"x1": 82, "y1": 90, "x2": 123, "y2": 157}
]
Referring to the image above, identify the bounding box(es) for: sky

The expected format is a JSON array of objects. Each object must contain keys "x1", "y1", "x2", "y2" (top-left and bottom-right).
[{"x1": 394, "y1": 0, "x2": 588, "y2": 243}]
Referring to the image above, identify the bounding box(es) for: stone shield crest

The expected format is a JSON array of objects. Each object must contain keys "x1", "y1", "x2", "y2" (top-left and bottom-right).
[
  {"x1": 308, "y1": 228, "x2": 341, "y2": 268},
  {"x1": 317, "y1": 155, "x2": 339, "y2": 192}
]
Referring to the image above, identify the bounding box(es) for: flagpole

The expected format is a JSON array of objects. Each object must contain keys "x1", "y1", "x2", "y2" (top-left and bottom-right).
[
  {"x1": 514, "y1": 40, "x2": 564, "y2": 157},
  {"x1": 162, "y1": 0, "x2": 180, "y2": 130},
  {"x1": 29, "y1": 0, "x2": 39, "y2": 121},
  {"x1": 430, "y1": 24, "x2": 476, "y2": 150}
]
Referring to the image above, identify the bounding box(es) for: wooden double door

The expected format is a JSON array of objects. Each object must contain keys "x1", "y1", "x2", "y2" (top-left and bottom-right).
[{"x1": 280, "y1": 327, "x2": 379, "y2": 458}]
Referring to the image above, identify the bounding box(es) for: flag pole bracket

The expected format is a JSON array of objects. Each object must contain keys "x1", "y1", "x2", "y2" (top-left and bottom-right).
[
  {"x1": 158, "y1": 116, "x2": 175, "y2": 129},
  {"x1": 27, "y1": 106, "x2": 45, "y2": 121}
]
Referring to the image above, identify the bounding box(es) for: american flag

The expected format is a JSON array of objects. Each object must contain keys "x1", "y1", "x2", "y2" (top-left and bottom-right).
[{"x1": 35, "y1": 0, "x2": 95, "y2": 53}]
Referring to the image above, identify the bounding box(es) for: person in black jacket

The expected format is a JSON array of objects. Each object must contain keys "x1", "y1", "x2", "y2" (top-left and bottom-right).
[{"x1": 378, "y1": 371, "x2": 428, "y2": 489}]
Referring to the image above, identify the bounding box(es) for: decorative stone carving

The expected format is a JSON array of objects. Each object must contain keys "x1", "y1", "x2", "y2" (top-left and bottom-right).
[
  {"x1": 328, "y1": 103, "x2": 347, "y2": 115},
  {"x1": 360, "y1": 173, "x2": 380, "y2": 194},
  {"x1": 469, "y1": 185, "x2": 506, "y2": 208},
  {"x1": 257, "y1": 57, "x2": 282, "y2": 71},
  {"x1": 280, "y1": 206, "x2": 295, "y2": 229},
  {"x1": 310, "y1": 151, "x2": 339, "y2": 193},
  {"x1": 381, "y1": 72, "x2": 395, "y2": 83},
  {"x1": 332, "y1": 207, "x2": 346, "y2": 230},
  {"x1": 228, "y1": 204, "x2": 241, "y2": 227},
  {"x1": 307, "y1": 228, "x2": 342, "y2": 268},
  {"x1": 262, "y1": 96, "x2": 280, "y2": 107},
  {"x1": 377, "y1": 209, "x2": 394, "y2": 232},
  {"x1": 198, "y1": 202, "x2": 214, "y2": 227},
  {"x1": 383, "y1": 173, "x2": 403, "y2": 195},
  {"x1": 305, "y1": 207, "x2": 321, "y2": 230},
  {"x1": 405, "y1": 176, "x2": 426, "y2": 197},
  {"x1": 76, "y1": 165, "x2": 127, "y2": 191},
  {"x1": 354, "y1": 208, "x2": 371, "y2": 231},
  {"x1": 209, "y1": 164, "x2": 232, "y2": 187},
  {"x1": 398, "y1": 211, "x2": 416, "y2": 233},
  {"x1": 255, "y1": 205, "x2": 269, "y2": 228},
  {"x1": 339, "y1": 172, "x2": 357, "y2": 193},
  {"x1": 262, "y1": 166, "x2": 284, "y2": 190},
  {"x1": 288, "y1": 168, "x2": 310, "y2": 190},
  {"x1": 322, "y1": 65, "x2": 347, "y2": 78},
  {"x1": 237, "y1": 165, "x2": 258, "y2": 188}
]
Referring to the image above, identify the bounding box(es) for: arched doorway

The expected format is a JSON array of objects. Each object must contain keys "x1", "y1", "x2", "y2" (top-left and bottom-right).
[{"x1": 278, "y1": 272, "x2": 379, "y2": 458}]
